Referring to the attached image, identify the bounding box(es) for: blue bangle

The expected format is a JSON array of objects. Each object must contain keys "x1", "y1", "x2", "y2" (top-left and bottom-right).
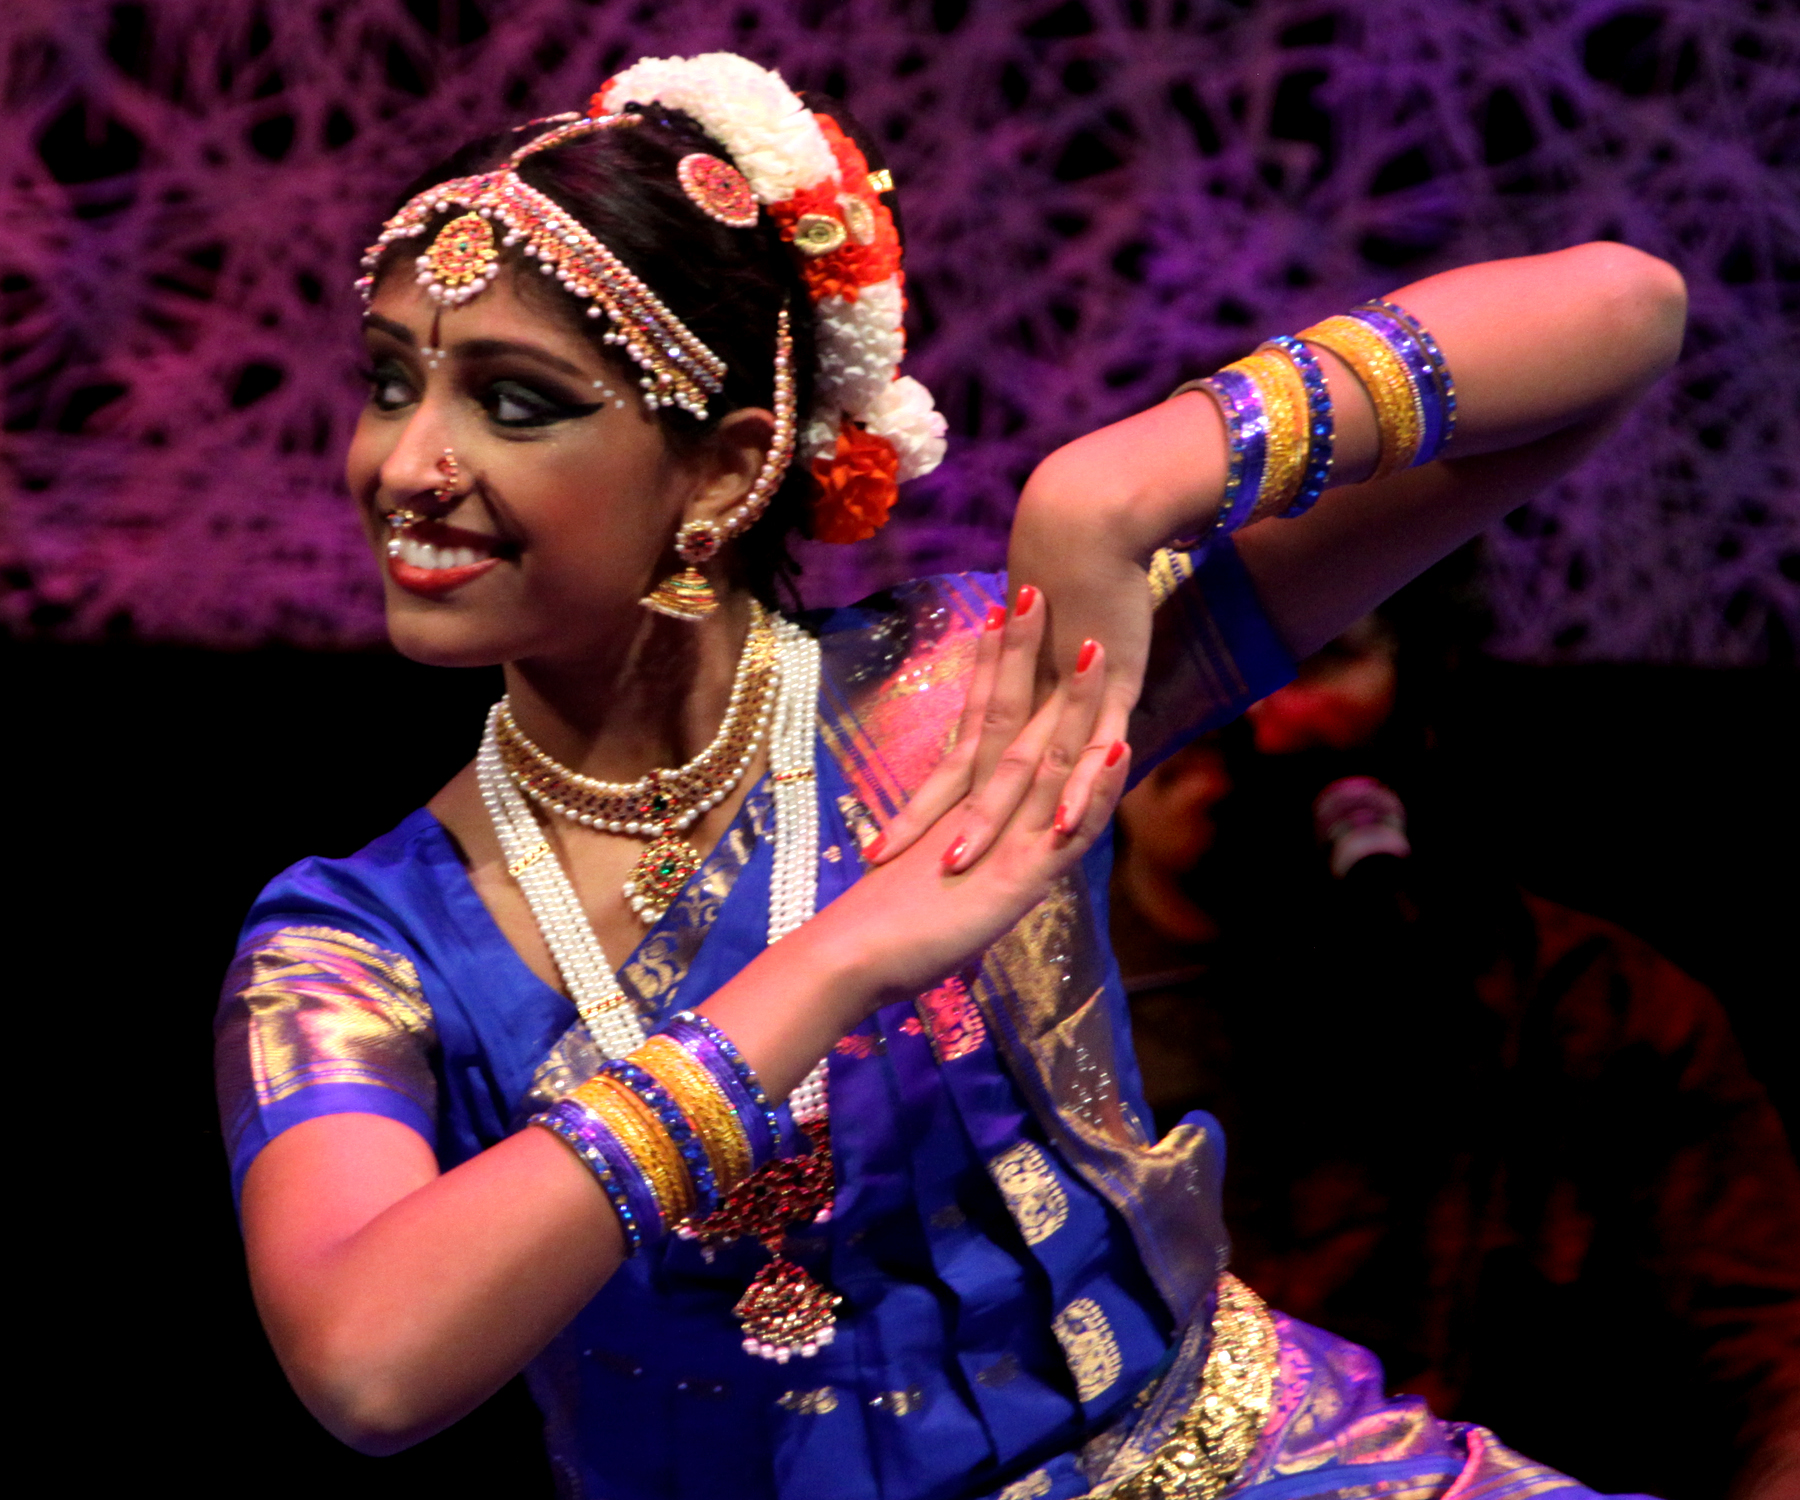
[
  {"x1": 605, "y1": 1059, "x2": 721, "y2": 1218},
  {"x1": 1259, "y1": 334, "x2": 1334, "y2": 516},
  {"x1": 534, "y1": 1099, "x2": 654, "y2": 1254},
  {"x1": 1194, "y1": 366, "x2": 1269, "y2": 534},
  {"x1": 666, "y1": 1011, "x2": 781, "y2": 1166},
  {"x1": 1352, "y1": 300, "x2": 1457, "y2": 465}
]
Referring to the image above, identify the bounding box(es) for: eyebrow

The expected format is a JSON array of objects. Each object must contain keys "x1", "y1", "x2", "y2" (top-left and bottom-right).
[
  {"x1": 361, "y1": 312, "x2": 415, "y2": 345},
  {"x1": 361, "y1": 318, "x2": 590, "y2": 380},
  {"x1": 455, "y1": 338, "x2": 589, "y2": 379}
]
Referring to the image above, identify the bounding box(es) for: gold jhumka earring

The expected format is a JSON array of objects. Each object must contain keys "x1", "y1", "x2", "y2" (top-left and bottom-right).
[{"x1": 639, "y1": 304, "x2": 797, "y2": 622}]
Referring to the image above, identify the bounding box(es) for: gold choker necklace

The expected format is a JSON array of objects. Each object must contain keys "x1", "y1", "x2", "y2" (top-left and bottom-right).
[{"x1": 497, "y1": 605, "x2": 778, "y2": 922}]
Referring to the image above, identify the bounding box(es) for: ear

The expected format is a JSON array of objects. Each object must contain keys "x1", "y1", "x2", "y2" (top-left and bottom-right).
[{"x1": 682, "y1": 407, "x2": 776, "y2": 529}]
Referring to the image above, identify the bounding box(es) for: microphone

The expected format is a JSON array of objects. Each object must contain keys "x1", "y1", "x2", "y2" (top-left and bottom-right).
[{"x1": 1312, "y1": 776, "x2": 1411, "y2": 878}]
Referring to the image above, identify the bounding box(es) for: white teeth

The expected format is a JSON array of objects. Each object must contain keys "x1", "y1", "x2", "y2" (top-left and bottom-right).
[{"x1": 395, "y1": 535, "x2": 491, "y2": 570}]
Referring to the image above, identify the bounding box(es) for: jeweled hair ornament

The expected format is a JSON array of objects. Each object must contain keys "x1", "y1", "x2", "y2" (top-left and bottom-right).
[
  {"x1": 596, "y1": 53, "x2": 947, "y2": 543},
  {"x1": 358, "y1": 112, "x2": 726, "y2": 417}
]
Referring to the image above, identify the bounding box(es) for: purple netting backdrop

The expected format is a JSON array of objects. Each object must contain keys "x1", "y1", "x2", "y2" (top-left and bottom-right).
[{"x1": 4, "y1": 0, "x2": 1796, "y2": 660}]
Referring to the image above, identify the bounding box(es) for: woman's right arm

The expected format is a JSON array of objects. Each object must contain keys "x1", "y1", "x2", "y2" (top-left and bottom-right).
[{"x1": 240, "y1": 595, "x2": 1125, "y2": 1454}]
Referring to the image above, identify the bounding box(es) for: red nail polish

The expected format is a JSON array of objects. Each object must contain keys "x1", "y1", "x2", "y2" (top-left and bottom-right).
[
  {"x1": 942, "y1": 834, "x2": 968, "y2": 869},
  {"x1": 1105, "y1": 740, "x2": 1127, "y2": 767},
  {"x1": 864, "y1": 834, "x2": 887, "y2": 862},
  {"x1": 1054, "y1": 805, "x2": 1070, "y2": 835},
  {"x1": 1076, "y1": 639, "x2": 1098, "y2": 673},
  {"x1": 1014, "y1": 585, "x2": 1038, "y2": 617},
  {"x1": 985, "y1": 605, "x2": 1006, "y2": 632}
]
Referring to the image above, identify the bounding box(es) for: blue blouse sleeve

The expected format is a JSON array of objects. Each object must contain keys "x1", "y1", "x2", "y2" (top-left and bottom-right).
[
  {"x1": 215, "y1": 872, "x2": 439, "y2": 1205},
  {"x1": 1127, "y1": 536, "x2": 1296, "y2": 781}
]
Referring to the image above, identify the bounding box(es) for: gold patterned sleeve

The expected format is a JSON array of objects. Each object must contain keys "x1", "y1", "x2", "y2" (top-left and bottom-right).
[{"x1": 215, "y1": 924, "x2": 438, "y2": 1200}]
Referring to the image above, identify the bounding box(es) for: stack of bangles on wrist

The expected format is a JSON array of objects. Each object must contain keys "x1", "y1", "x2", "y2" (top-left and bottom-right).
[
  {"x1": 1174, "y1": 296, "x2": 1458, "y2": 536},
  {"x1": 531, "y1": 1010, "x2": 780, "y2": 1252}
]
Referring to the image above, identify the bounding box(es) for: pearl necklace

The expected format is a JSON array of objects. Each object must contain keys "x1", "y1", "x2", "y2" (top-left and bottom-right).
[
  {"x1": 498, "y1": 605, "x2": 779, "y2": 923},
  {"x1": 476, "y1": 614, "x2": 830, "y2": 1127}
]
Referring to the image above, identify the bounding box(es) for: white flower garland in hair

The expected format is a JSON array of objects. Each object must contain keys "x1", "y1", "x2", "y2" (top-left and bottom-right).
[
  {"x1": 600, "y1": 53, "x2": 834, "y2": 205},
  {"x1": 597, "y1": 53, "x2": 946, "y2": 494}
]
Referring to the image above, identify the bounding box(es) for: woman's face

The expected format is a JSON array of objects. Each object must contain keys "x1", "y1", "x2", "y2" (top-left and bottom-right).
[{"x1": 346, "y1": 267, "x2": 698, "y2": 669}]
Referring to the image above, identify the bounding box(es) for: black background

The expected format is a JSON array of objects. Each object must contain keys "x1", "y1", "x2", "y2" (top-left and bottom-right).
[{"x1": 12, "y1": 640, "x2": 1794, "y2": 1495}]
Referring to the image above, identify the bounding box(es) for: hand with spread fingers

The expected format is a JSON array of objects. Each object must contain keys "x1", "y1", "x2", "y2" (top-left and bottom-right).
[
  {"x1": 862, "y1": 583, "x2": 1137, "y2": 880},
  {"x1": 827, "y1": 585, "x2": 1130, "y2": 1006}
]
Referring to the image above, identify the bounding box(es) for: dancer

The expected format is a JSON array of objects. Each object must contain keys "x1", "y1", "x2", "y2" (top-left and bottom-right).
[{"x1": 217, "y1": 53, "x2": 1686, "y2": 1500}]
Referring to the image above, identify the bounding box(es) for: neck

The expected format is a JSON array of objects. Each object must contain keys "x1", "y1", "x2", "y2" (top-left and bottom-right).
[{"x1": 503, "y1": 589, "x2": 760, "y2": 782}]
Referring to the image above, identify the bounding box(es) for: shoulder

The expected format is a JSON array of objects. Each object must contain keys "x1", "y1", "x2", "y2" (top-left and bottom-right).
[{"x1": 235, "y1": 807, "x2": 456, "y2": 967}]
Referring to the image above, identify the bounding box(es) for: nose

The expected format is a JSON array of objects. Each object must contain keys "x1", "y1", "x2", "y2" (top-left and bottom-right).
[{"x1": 379, "y1": 409, "x2": 463, "y2": 516}]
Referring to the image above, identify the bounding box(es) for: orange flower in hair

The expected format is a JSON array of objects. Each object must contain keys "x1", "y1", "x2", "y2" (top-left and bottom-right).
[
  {"x1": 769, "y1": 118, "x2": 902, "y2": 304},
  {"x1": 809, "y1": 419, "x2": 901, "y2": 544}
]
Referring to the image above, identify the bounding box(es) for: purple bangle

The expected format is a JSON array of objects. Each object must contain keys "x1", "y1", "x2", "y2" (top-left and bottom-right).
[
  {"x1": 1260, "y1": 334, "x2": 1335, "y2": 516},
  {"x1": 1351, "y1": 301, "x2": 1456, "y2": 465},
  {"x1": 1195, "y1": 366, "x2": 1269, "y2": 534},
  {"x1": 1365, "y1": 298, "x2": 1457, "y2": 452},
  {"x1": 605, "y1": 1059, "x2": 721, "y2": 1218},
  {"x1": 665, "y1": 1011, "x2": 781, "y2": 1167},
  {"x1": 533, "y1": 1098, "x2": 655, "y2": 1253}
]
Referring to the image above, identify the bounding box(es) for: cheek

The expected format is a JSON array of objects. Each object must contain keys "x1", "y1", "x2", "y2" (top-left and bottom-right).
[
  {"x1": 508, "y1": 434, "x2": 683, "y2": 582},
  {"x1": 344, "y1": 411, "x2": 391, "y2": 505}
]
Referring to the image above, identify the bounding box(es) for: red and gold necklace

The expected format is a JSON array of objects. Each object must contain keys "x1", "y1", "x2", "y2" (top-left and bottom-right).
[{"x1": 496, "y1": 604, "x2": 778, "y2": 923}]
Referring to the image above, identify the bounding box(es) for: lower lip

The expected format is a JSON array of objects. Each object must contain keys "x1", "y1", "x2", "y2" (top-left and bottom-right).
[{"x1": 387, "y1": 554, "x2": 501, "y2": 597}]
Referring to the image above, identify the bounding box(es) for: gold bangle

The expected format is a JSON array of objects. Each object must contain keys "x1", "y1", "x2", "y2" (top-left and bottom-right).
[
  {"x1": 571, "y1": 1073, "x2": 695, "y2": 1223},
  {"x1": 634, "y1": 1035, "x2": 753, "y2": 1194},
  {"x1": 1297, "y1": 315, "x2": 1422, "y2": 480},
  {"x1": 1234, "y1": 347, "x2": 1309, "y2": 518}
]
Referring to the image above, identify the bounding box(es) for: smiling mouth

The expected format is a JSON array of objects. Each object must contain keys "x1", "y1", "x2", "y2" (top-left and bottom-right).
[{"x1": 383, "y1": 515, "x2": 505, "y2": 596}]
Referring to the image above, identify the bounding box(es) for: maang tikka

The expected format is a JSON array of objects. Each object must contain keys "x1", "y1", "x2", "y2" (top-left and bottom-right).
[{"x1": 639, "y1": 303, "x2": 796, "y2": 622}]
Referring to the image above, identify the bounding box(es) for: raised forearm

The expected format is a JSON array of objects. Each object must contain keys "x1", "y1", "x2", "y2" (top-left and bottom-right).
[
  {"x1": 1020, "y1": 241, "x2": 1685, "y2": 564},
  {"x1": 1009, "y1": 241, "x2": 1685, "y2": 688}
]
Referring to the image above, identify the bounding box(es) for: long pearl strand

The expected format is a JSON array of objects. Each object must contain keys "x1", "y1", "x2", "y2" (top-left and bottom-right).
[
  {"x1": 479, "y1": 719, "x2": 649, "y2": 1059},
  {"x1": 765, "y1": 615, "x2": 828, "y2": 1125},
  {"x1": 477, "y1": 616, "x2": 828, "y2": 1119}
]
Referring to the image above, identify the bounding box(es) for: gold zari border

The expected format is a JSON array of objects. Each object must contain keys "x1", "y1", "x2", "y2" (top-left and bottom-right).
[{"x1": 1089, "y1": 1274, "x2": 1278, "y2": 1500}]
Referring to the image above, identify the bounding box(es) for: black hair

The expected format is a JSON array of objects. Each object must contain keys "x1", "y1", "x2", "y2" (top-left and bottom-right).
[{"x1": 372, "y1": 91, "x2": 902, "y2": 610}]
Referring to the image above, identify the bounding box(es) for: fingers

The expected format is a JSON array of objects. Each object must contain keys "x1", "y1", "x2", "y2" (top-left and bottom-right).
[
  {"x1": 942, "y1": 634, "x2": 1109, "y2": 873},
  {"x1": 1061, "y1": 691, "x2": 1134, "y2": 829},
  {"x1": 866, "y1": 588, "x2": 1038, "y2": 864},
  {"x1": 970, "y1": 585, "x2": 1046, "y2": 790},
  {"x1": 1067, "y1": 736, "x2": 1132, "y2": 851}
]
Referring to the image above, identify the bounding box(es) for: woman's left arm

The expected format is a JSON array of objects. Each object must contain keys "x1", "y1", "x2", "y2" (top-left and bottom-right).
[
  {"x1": 871, "y1": 243, "x2": 1683, "y2": 863},
  {"x1": 1012, "y1": 240, "x2": 1686, "y2": 734}
]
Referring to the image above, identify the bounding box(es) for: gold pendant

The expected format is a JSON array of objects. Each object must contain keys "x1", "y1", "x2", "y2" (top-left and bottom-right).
[
  {"x1": 639, "y1": 566, "x2": 719, "y2": 621},
  {"x1": 734, "y1": 1257, "x2": 843, "y2": 1363},
  {"x1": 677, "y1": 1121, "x2": 841, "y2": 1362},
  {"x1": 624, "y1": 832, "x2": 702, "y2": 923}
]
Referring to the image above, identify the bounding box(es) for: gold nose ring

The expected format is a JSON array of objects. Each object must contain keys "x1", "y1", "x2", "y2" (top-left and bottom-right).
[{"x1": 433, "y1": 448, "x2": 461, "y2": 503}]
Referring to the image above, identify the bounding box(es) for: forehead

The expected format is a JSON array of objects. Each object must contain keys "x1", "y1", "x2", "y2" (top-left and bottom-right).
[{"x1": 365, "y1": 261, "x2": 600, "y2": 362}]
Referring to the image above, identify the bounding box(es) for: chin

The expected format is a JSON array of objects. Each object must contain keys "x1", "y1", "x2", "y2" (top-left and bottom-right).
[{"x1": 383, "y1": 597, "x2": 529, "y2": 670}]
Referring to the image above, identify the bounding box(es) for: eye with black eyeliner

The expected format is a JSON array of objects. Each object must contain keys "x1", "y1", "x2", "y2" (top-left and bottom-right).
[
  {"x1": 361, "y1": 357, "x2": 418, "y2": 413},
  {"x1": 480, "y1": 377, "x2": 603, "y2": 430}
]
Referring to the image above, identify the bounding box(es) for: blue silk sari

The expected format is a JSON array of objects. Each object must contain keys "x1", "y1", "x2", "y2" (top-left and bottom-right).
[{"x1": 217, "y1": 542, "x2": 1637, "y2": 1500}]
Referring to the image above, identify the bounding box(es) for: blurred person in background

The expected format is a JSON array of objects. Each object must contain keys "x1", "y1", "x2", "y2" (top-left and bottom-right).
[{"x1": 1111, "y1": 579, "x2": 1800, "y2": 1500}]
